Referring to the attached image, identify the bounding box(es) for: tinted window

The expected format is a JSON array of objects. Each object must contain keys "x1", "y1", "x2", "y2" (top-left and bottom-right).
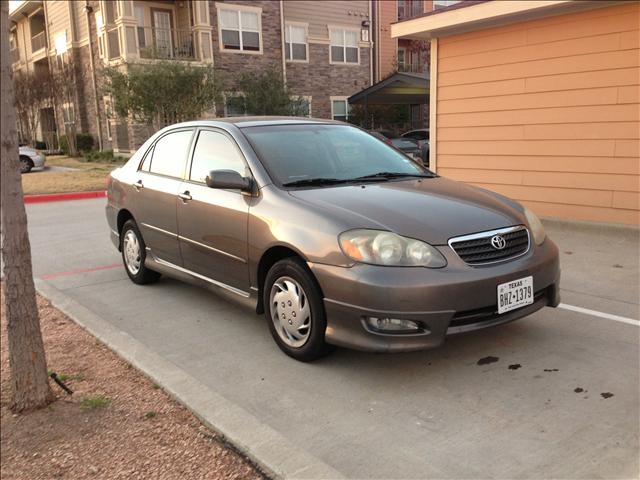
[
  {"x1": 189, "y1": 130, "x2": 247, "y2": 183},
  {"x1": 149, "y1": 130, "x2": 193, "y2": 178},
  {"x1": 244, "y1": 124, "x2": 429, "y2": 185},
  {"x1": 404, "y1": 131, "x2": 428, "y2": 140}
]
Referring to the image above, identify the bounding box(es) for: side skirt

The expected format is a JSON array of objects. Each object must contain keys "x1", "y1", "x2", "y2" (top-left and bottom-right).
[{"x1": 144, "y1": 249, "x2": 258, "y2": 312}]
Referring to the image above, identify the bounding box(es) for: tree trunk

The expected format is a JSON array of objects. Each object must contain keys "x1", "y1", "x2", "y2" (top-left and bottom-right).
[{"x1": 0, "y1": 0, "x2": 54, "y2": 412}]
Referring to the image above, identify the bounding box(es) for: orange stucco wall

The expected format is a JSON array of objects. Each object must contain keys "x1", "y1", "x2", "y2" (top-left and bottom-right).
[{"x1": 435, "y1": 3, "x2": 640, "y2": 225}]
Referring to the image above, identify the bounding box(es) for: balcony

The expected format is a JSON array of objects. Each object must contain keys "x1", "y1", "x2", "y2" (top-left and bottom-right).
[
  {"x1": 31, "y1": 30, "x2": 46, "y2": 52},
  {"x1": 137, "y1": 27, "x2": 196, "y2": 61}
]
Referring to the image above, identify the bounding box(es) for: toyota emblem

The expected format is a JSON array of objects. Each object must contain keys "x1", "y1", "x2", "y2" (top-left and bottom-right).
[{"x1": 491, "y1": 235, "x2": 506, "y2": 250}]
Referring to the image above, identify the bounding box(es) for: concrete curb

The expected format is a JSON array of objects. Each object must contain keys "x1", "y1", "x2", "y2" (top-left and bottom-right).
[
  {"x1": 35, "y1": 279, "x2": 344, "y2": 480},
  {"x1": 24, "y1": 191, "x2": 107, "y2": 204}
]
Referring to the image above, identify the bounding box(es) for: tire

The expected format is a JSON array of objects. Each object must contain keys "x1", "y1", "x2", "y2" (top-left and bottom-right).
[
  {"x1": 264, "y1": 257, "x2": 332, "y2": 361},
  {"x1": 121, "y1": 219, "x2": 161, "y2": 285},
  {"x1": 19, "y1": 156, "x2": 33, "y2": 173}
]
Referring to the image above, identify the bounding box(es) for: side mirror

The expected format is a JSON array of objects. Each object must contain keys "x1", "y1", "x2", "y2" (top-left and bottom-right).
[{"x1": 205, "y1": 169, "x2": 253, "y2": 193}]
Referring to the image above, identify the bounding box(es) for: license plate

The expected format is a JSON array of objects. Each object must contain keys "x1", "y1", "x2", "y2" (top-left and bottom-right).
[{"x1": 497, "y1": 276, "x2": 533, "y2": 314}]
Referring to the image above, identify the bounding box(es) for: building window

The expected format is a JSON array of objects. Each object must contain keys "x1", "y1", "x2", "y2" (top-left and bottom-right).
[
  {"x1": 225, "y1": 95, "x2": 247, "y2": 116},
  {"x1": 411, "y1": 0, "x2": 423, "y2": 17},
  {"x1": 331, "y1": 98, "x2": 350, "y2": 122},
  {"x1": 397, "y1": 1, "x2": 406, "y2": 20},
  {"x1": 330, "y1": 28, "x2": 359, "y2": 64},
  {"x1": 285, "y1": 23, "x2": 307, "y2": 61},
  {"x1": 62, "y1": 103, "x2": 75, "y2": 126},
  {"x1": 291, "y1": 96, "x2": 311, "y2": 117},
  {"x1": 433, "y1": 0, "x2": 461, "y2": 9},
  {"x1": 397, "y1": 48, "x2": 406, "y2": 71},
  {"x1": 134, "y1": 6, "x2": 146, "y2": 48},
  {"x1": 218, "y1": 5, "x2": 262, "y2": 53}
]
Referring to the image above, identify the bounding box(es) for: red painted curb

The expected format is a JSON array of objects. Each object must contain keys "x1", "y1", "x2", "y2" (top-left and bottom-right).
[{"x1": 24, "y1": 190, "x2": 107, "y2": 204}]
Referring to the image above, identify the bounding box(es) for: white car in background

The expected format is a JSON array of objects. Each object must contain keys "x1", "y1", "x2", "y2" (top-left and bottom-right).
[{"x1": 19, "y1": 145, "x2": 46, "y2": 173}]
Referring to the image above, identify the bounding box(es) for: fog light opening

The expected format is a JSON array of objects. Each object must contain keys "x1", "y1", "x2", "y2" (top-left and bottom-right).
[{"x1": 365, "y1": 316, "x2": 422, "y2": 334}]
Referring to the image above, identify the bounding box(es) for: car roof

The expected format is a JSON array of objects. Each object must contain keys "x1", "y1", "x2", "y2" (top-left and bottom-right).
[{"x1": 163, "y1": 116, "x2": 343, "y2": 129}]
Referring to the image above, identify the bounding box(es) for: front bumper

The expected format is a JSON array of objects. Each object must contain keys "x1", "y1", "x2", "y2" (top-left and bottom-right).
[
  {"x1": 32, "y1": 154, "x2": 46, "y2": 169},
  {"x1": 310, "y1": 238, "x2": 560, "y2": 353}
]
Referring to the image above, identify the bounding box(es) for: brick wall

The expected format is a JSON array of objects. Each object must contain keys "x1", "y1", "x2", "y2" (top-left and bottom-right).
[
  {"x1": 286, "y1": 44, "x2": 371, "y2": 119},
  {"x1": 210, "y1": 0, "x2": 284, "y2": 87}
]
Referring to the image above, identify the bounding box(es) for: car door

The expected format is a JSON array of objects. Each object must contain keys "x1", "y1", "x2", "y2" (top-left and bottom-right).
[
  {"x1": 176, "y1": 128, "x2": 251, "y2": 292},
  {"x1": 134, "y1": 128, "x2": 194, "y2": 266}
]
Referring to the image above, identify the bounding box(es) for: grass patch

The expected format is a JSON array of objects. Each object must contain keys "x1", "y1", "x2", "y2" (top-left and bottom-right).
[
  {"x1": 144, "y1": 411, "x2": 157, "y2": 419},
  {"x1": 80, "y1": 395, "x2": 111, "y2": 411},
  {"x1": 22, "y1": 155, "x2": 126, "y2": 195}
]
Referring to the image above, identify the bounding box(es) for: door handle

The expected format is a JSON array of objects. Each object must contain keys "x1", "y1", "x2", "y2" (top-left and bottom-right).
[
  {"x1": 132, "y1": 180, "x2": 144, "y2": 191},
  {"x1": 178, "y1": 191, "x2": 192, "y2": 202}
]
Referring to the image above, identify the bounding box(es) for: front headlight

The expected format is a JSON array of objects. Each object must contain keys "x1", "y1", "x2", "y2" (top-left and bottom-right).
[
  {"x1": 339, "y1": 229, "x2": 446, "y2": 267},
  {"x1": 524, "y1": 208, "x2": 546, "y2": 245}
]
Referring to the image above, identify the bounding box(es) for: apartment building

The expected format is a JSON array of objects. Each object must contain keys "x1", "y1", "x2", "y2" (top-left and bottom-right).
[{"x1": 9, "y1": 0, "x2": 373, "y2": 152}]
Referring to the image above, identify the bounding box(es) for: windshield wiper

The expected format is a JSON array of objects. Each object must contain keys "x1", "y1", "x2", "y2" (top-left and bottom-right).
[
  {"x1": 352, "y1": 171, "x2": 436, "y2": 181},
  {"x1": 282, "y1": 177, "x2": 350, "y2": 187}
]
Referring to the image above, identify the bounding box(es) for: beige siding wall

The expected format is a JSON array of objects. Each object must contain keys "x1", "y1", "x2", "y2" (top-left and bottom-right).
[
  {"x1": 436, "y1": 3, "x2": 640, "y2": 225},
  {"x1": 284, "y1": 0, "x2": 369, "y2": 40},
  {"x1": 46, "y1": 1, "x2": 71, "y2": 51},
  {"x1": 72, "y1": 1, "x2": 89, "y2": 42},
  {"x1": 376, "y1": 0, "x2": 397, "y2": 80}
]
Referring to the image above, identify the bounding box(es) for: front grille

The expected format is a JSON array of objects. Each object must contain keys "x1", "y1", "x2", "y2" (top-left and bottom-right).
[
  {"x1": 449, "y1": 226, "x2": 530, "y2": 265},
  {"x1": 449, "y1": 289, "x2": 546, "y2": 328}
]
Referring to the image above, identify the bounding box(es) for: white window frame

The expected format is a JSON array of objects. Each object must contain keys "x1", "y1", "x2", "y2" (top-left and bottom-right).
[
  {"x1": 285, "y1": 22, "x2": 308, "y2": 63},
  {"x1": 216, "y1": 3, "x2": 263, "y2": 54},
  {"x1": 330, "y1": 96, "x2": 350, "y2": 122},
  {"x1": 433, "y1": 0, "x2": 461, "y2": 9},
  {"x1": 329, "y1": 26, "x2": 360, "y2": 65}
]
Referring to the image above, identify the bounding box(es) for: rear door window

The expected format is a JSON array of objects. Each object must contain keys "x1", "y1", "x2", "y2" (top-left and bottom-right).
[{"x1": 149, "y1": 130, "x2": 194, "y2": 178}]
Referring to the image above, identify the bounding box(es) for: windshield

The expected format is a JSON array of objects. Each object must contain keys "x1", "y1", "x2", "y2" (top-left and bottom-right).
[{"x1": 242, "y1": 124, "x2": 431, "y2": 187}]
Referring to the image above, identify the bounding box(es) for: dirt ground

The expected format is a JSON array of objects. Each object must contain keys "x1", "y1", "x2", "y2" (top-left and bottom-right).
[
  {"x1": 0, "y1": 285, "x2": 263, "y2": 480},
  {"x1": 21, "y1": 156, "x2": 124, "y2": 195}
]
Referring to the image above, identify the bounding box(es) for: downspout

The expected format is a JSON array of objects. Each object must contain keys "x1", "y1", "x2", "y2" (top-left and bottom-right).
[
  {"x1": 85, "y1": 1, "x2": 103, "y2": 150},
  {"x1": 369, "y1": 0, "x2": 373, "y2": 85},
  {"x1": 279, "y1": 0, "x2": 286, "y2": 83}
]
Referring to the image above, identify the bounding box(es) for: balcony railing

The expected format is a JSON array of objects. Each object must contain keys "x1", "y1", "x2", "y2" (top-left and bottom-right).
[
  {"x1": 10, "y1": 48, "x2": 19, "y2": 63},
  {"x1": 138, "y1": 27, "x2": 196, "y2": 60},
  {"x1": 31, "y1": 31, "x2": 46, "y2": 52}
]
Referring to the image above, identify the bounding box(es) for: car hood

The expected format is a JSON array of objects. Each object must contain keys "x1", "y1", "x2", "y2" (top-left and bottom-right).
[{"x1": 288, "y1": 177, "x2": 525, "y2": 245}]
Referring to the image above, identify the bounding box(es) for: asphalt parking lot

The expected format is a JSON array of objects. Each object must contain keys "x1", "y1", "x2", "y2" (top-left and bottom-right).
[{"x1": 26, "y1": 198, "x2": 639, "y2": 479}]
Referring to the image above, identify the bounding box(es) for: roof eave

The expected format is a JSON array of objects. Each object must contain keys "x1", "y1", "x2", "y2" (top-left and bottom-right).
[{"x1": 391, "y1": 0, "x2": 628, "y2": 40}]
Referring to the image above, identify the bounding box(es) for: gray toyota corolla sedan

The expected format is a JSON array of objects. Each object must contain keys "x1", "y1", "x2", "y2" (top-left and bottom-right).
[{"x1": 106, "y1": 117, "x2": 560, "y2": 361}]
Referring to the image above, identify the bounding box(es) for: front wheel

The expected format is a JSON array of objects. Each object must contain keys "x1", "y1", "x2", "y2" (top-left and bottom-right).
[
  {"x1": 264, "y1": 257, "x2": 332, "y2": 361},
  {"x1": 19, "y1": 156, "x2": 33, "y2": 173},
  {"x1": 121, "y1": 219, "x2": 161, "y2": 285}
]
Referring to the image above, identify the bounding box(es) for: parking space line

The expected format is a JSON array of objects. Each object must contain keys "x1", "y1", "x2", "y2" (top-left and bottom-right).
[
  {"x1": 41, "y1": 263, "x2": 122, "y2": 280},
  {"x1": 559, "y1": 303, "x2": 640, "y2": 326}
]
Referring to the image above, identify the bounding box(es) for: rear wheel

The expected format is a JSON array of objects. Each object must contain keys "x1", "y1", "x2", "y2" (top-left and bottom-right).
[
  {"x1": 121, "y1": 219, "x2": 161, "y2": 285},
  {"x1": 264, "y1": 257, "x2": 332, "y2": 361},
  {"x1": 19, "y1": 156, "x2": 33, "y2": 173}
]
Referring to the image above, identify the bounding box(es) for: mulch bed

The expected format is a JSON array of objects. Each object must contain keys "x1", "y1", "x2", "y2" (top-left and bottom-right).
[{"x1": 0, "y1": 285, "x2": 263, "y2": 479}]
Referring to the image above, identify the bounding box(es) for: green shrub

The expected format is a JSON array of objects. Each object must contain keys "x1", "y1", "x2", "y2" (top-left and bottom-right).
[
  {"x1": 83, "y1": 149, "x2": 126, "y2": 163},
  {"x1": 76, "y1": 133, "x2": 94, "y2": 152},
  {"x1": 59, "y1": 133, "x2": 95, "y2": 155}
]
